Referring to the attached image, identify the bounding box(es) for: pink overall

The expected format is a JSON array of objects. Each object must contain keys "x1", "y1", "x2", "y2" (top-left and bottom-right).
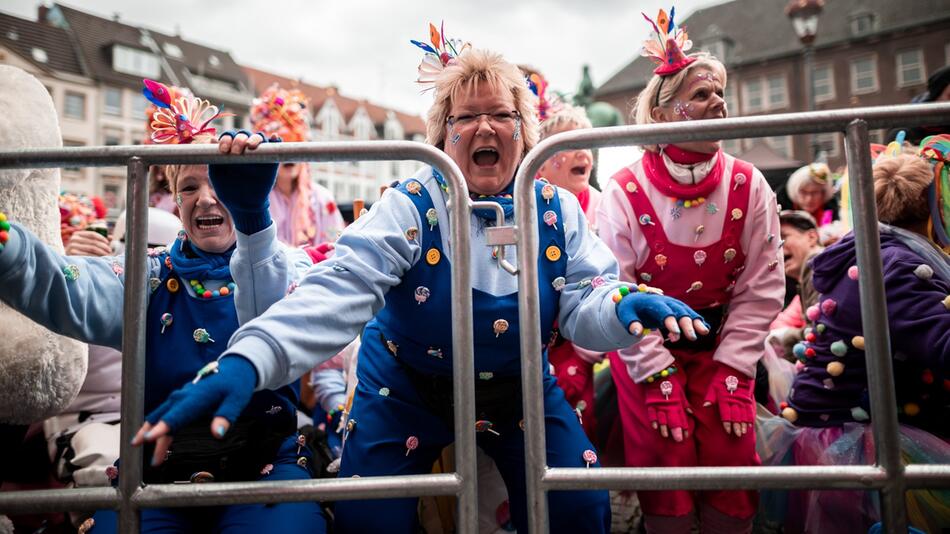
[{"x1": 608, "y1": 151, "x2": 761, "y2": 520}]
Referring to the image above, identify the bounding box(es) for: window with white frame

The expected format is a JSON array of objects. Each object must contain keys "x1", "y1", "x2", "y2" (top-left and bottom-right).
[
  {"x1": 850, "y1": 13, "x2": 876, "y2": 36},
  {"x1": 813, "y1": 63, "x2": 835, "y2": 103},
  {"x1": 131, "y1": 93, "x2": 149, "y2": 120},
  {"x1": 742, "y1": 78, "x2": 763, "y2": 113},
  {"x1": 112, "y1": 45, "x2": 160, "y2": 78},
  {"x1": 767, "y1": 73, "x2": 788, "y2": 110},
  {"x1": 104, "y1": 87, "x2": 122, "y2": 116},
  {"x1": 64, "y1": 91, "x2": 85, "y2": 119},
  {"x1": 765, "y1": 135, "x2": 793, "y2": 158},
  {"x1": 724, "y1": 86, "x2": 739, "y2": 117},
  {"x1": 814, "y1": 132, "x2": 841, "y2": 158},
  {"x1": 896, "y1": 49, "x2": 925, "y2": 88},
  {"x1": 850, "y1": 55, "x2": 878, "y2": 95}
]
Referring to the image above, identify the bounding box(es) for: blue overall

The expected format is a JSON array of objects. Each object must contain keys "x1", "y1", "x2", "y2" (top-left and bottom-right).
[
  {"x1": 335, "y1": 180, "x2": 610, "y2": 533},
  {"x1": 90, "y1": 246, "x2": 326, "y2": 534}
]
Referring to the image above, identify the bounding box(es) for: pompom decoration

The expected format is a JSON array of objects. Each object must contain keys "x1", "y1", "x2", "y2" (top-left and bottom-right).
[
  {"x1": 913, "y1": 264, "x2": 934, "y2": 280},
  {"x1": 830, "y1": 340, "x2": 848, "y2": 357},
  {"x1": 850, "y1": 406, "x2": 870, "y2": 421},
  {"x1": 250, "y1": 84, "x2": 311, "y2": 142},
  {"x1": 852, "y1": 336, "x2": 865, "y2": 350},
  {"x1": 847, "y1": 265, "x2": 859, "y2": 280},
  {"x1": 640, "y1": 6, "x2": 695, "y2": 76},
  {"x1": 805, "y1": 304, "x2": 820, "y2": 322},
  {"x1": 820, "y1": 298, "x2": 837, "y2": 317},
  {"x1": 410, "y1": 22, "x2": 471, "y2": 92}
]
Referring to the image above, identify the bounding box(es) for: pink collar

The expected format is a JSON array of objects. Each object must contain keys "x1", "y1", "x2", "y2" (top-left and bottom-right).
[{"x1": 641, "y1": 149, "x2": 725, "y2": 200}]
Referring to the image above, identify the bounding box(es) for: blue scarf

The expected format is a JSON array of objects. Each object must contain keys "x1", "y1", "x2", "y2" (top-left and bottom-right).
[
  {"x1": 168, "y1": 236, "x2": 234, "y2": 282},
  {"x1": 432, "y1": 168, "x2": 515, "y2": 221}
]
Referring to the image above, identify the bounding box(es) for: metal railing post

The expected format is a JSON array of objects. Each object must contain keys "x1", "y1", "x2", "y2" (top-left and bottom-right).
[
  {"x1": 117, "y1": 157, "x2": 149, "y2": 533},
  {"x1": 843, "y1": 120, "x2": 907, "y2": 533},
  {"x1": 514, "y1": 151, "x2": 548, "y2": 534}
]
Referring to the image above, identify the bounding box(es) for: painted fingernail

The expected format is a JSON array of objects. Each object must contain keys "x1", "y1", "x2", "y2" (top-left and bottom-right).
[{"x1": 216, "y1": 425, "x2": 226, "y2": 437}]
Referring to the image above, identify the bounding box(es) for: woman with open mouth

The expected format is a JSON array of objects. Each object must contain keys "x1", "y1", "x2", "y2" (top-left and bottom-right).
[
  {"x1": 0, "y1": 80, "x2": 327, "y2": 533},
  {"x1": 595, "y1": 9, "x2": 785, "y2": 534},
  {"x1": 133, "y1": 31, "x2": 709, "y2": 533}
]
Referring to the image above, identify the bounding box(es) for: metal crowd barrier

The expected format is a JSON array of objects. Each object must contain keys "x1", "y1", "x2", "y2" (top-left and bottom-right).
[
  {"x1": 1, "y1": 104, "x2": 949, "y2": 533},
  {"x1": 0, "y1": 142, "x2": 479, "y2": 533},
  {"x1": 511, "y1": 102, "x2": 950, "y2": 534}
]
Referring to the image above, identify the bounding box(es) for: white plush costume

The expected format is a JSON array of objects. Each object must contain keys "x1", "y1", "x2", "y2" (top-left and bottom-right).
[{"x1": 0, "y1": 65, "x2": 87, "y2": 423}]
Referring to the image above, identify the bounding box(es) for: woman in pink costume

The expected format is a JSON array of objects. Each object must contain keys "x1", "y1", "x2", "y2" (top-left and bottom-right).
[
  {"x1": 596, "y1": 8, "x2": 785, "y2": 533},
  {"x1": 250, "y1": 84, "x2": 344, "y2": 246}
]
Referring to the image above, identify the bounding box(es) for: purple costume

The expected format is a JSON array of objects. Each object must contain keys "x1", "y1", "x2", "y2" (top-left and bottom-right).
[
  {"x1": 785, "y1": 227, "x2": 949, "y2": 433},
  {"x1": 757, "y1": 225, "x2": 950, "y2": 533}
]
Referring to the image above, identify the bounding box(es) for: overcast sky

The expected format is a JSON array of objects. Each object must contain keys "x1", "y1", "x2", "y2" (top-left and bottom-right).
[{"x1": 4, "y1": 0, "x2": 722, "y2": 118}]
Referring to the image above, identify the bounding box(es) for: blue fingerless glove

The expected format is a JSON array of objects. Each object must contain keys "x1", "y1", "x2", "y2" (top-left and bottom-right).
[
  {"x1": 208, "y1": 130, "x2": 278, "y2": 235},
  {"x1": 616, "y1": 292, "x2": 704, "y2": 333},
  {"x1": 145, "y1": 355, "x2": 258, "y2": 436}
]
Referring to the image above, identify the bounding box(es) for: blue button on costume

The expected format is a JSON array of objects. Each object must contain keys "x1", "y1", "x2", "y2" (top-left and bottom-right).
[{"x1": 334, "y1": 179, "x2": 610, "y2": 533}]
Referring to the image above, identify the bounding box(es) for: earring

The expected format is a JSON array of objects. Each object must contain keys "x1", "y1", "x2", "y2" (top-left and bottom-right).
[
  {"x1": 175, "y1": 193, "x2": 183, "y2": 206},
  {"x1": 513, "y1": 118, "x2": 522, "y2": 141},
  {"x1": 451, "y1": 132, "x2": 461, "y2": 145}
]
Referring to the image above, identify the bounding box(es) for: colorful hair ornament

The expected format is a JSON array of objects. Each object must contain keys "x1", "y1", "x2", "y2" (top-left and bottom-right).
[
  {"x1": 640, "y1": 6, "x2": 695, "y2": 76},
  {"x1": 918, "y1": 134, "x2": 950, "y2": 247},
  {"x1": 250, "y1": 84, "x2": 311, "y2": 143},
  {"x1": 410, "y1": 22, "x2": 471, "y2": 91},
  {"x1": 142, "y1": 79, "x2": 229, "y2": 145},
  {"x1": 143, "y1": 83, "x2": 193, "y2": 145},
  {"x1": 526, "y1": 73, "x2": 563, "y2": 122}
]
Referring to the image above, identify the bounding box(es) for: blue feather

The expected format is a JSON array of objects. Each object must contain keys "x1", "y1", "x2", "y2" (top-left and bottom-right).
[
  {"x1": 142, "y1": 87, "x2": 170, "y2": 109},
  {"x1": 668, "y1": 6, "x2": 676, "y2": 32},
  {"x1": 410, "y1": 40, "x2": 437, "y2": 54}
]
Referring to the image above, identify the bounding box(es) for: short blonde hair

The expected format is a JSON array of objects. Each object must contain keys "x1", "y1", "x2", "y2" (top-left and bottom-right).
[
  {"x1": 786, "y1": 163, "x2": 835, "y2": 205},
  {"x1": 163, "y1": 139, "x2": 215, "y2": 196},
  {"x1": 873, "y1": 154, "x2": 933, "y2": 225},
  {"x1": 426, "y1": 48, "x2": 539, "y2": 154},
  {"x1": 539, "y1": 104, "x2": 593, "y2": 141},
  {"x1": 633, "y1": 53, "x2": 727, "y2": 152}
]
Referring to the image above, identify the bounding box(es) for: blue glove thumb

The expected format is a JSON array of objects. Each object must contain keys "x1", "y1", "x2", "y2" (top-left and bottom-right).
[
  {"x1": 209, "y1": 130, "x2": 278, "y2": 235},
  {"x1": 145, "y1": 355, "x2": 258, "y2": 437}
]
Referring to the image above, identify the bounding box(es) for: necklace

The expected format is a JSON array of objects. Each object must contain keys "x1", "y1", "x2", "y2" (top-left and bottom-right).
[{"x1": 189, "y1": 279, "x2": 236, "y2": 299}]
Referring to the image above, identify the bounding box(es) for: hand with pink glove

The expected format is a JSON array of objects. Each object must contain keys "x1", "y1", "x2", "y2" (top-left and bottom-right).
[
  {"x1": 644, "y1": 368, "x2": 691, "y2": 442},
  {"x1": 702, "y1": 362, "x2": 755, "y2": 436}
]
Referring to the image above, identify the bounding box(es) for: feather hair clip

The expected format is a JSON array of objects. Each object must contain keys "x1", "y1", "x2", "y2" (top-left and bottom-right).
[
  {"x1": 410, "y1": 22, "x2": 470, "y2": 92},
  {"x1": 142, "y1": 79, "x2": 230, "y2": 144},
  {"x1": 640, "y1": 6, "x2": 695, "y2": 76},
  {"x1": 526, "y1": 72, "x2": 563, "y2": 122}
]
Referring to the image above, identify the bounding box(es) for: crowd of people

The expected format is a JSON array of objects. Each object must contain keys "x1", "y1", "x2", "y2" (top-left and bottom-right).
[{"x1": 1, "y1": 10, "x2": 949, "y2": 534}]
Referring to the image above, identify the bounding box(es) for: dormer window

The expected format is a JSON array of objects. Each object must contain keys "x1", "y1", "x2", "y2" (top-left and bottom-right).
[
  {"x1": 31, "y1": 47, "x2": 48, "y2": 63},
  {"x1": 704, "y1": 38, "x2": 732, "y2": 63},
  {"x1": 850, "y1": 12, "x2": 876, "y2": 36},
  {"x1": 162, "y1": 42, "x2": 183, "y2": 59},
  {"x1": 113, "y1": 45, "x2": 160, "y2": 78}
]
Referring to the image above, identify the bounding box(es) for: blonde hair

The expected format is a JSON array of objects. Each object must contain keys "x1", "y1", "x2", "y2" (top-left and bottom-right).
[
  {"x1": 633, "y1": 53, "x2": 727, "y2": 152},
  {"x1": 426, "y1": 48, "x2": 539, "y2": 154},
  {"x1": 786, "y1": 163, "x2": 835, "y2": 205},
  {"x1": 873, "y1": 154, "x2": 934, "y2": 225},
  {"x1": 540, "y1": 104, "x2": 593, "y2": 141},
  {"x1": 163, "y1": 139, "x2": 215, "y2": 196}
]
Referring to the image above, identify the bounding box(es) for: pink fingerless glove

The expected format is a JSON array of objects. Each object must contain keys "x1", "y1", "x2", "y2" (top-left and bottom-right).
[
  {"x1": 644, "y1": 371, "x2": 690, "y2": 436},
  {"x1": 702, "y1": 362, "x2": 755, "y2": 429}
]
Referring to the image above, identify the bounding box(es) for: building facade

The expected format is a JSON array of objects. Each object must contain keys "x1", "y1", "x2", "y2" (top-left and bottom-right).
[
  {"x1": 0, "y1": 3, "x2": 427, "y2": 215},
  {"x1": 594, "y1": 0, "x2": 950, "y2": 171}
]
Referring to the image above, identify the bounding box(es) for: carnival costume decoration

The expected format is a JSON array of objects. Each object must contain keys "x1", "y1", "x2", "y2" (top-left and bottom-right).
[
  {"x1": 526, "y1": 72, "x2": 562, "y2": 122},
  {"x1": 143, "y1": 79, "x2": 229, "y2": 145},
  {"x1": 250, "y1": 84, "x2": 310, "y2": 143},
  {"x1": 640, "y1": 7, "x2": 695, "y2": 76},
  {"x1": 143, "y1": 83, "x2": 193, "y2": 145},
  {"x1": 919, "y1": 134, "x2": 950, "y2": 248},
  {"x1": 410, "y1": 22, "x2": 470, "y2": 91}
]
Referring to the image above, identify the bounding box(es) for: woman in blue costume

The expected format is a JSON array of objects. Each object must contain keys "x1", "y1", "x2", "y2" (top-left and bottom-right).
[
  {"x1": 0, "y1": 80, "x2": 327, "y2": 533},
  {"x1": 136, "y1": 48, "x2": 709, "y2": 533}
]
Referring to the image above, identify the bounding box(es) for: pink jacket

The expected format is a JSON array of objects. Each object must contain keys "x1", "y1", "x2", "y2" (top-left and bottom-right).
[{"x1": 596, "y1": 154, "x2": 784, "y2": 382}]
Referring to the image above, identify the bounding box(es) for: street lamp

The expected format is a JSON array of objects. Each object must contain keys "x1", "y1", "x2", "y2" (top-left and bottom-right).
[{"x1": 786, "y1": 0, "x2": 824, "y2": 159}]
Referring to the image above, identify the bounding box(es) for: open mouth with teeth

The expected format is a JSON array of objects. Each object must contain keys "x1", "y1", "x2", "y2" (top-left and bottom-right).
[
  {"x1": 195, "y1": 214, "x2": 225, "y2": 230},
  {"x1": 570, "y1": 164, "x2": 590, "y2": 176},
  {"x1": 472, "y1": 147, "x2": 499, "y2": 168}
]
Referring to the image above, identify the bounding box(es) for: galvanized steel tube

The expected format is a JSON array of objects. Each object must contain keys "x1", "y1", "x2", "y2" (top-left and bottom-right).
[{"x1": 843, "y1": 120, "x2": 907, "y2": 533}]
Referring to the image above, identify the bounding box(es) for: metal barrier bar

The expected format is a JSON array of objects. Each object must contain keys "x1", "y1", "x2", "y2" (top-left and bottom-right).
[
  {"x1": 118, "y1": 157, "x2": 149, "y2": 531},
  {"x1": 844, "y1": 120, "x2": 907, "y2": 532},
  {"x1": 513, "y1": 103, "x2": 950, "y2": 534},
  {"x1": 543, "y1": 465, "x2": 888, "y2": 491},
  {"x1": 0, "y1": 141, "x2": 478, "y2": 534}
]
